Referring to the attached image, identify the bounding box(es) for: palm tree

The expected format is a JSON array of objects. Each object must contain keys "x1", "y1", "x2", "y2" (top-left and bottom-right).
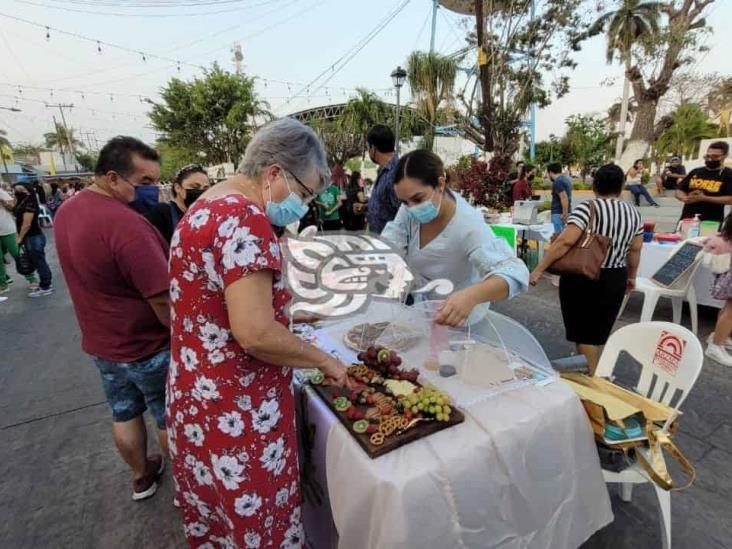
[
  {"x1": 592, "y1": 0, "x2": 662, "y2": 160},
  {"x1": 341, "y1": 88, "x2": 393, "y2": 154},
  {"x1": 406, "y1": 51, "x2": 457, "y2": 150},
  {"x1": 43, "y1": 123, "x2": 82, "y2": 155},
  {"x1": 655, "y1": 103, "x2": 718, "y2": 160},
  {"x1": 706, "y1": 77, "x2": 732, "y2": 137},
  {"x1": 0, "y1": 128, "x2": 9, "y2": 148}
]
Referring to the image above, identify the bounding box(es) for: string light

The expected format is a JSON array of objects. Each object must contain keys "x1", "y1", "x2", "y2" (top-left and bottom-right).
[
  {"x1": 45, "y1": 26, "x2": 50, "y2": 41},
  {"x1": 96, "y1": 41, "x2": 102, "y2": 54},
  {"x1": 142, "y1": 53, "x2": 147, "y2": 62}
]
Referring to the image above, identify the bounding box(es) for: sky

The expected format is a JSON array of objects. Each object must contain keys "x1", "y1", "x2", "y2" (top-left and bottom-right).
[{"x1": 0, "y1": 0, "x2": 730, "y2": 152}]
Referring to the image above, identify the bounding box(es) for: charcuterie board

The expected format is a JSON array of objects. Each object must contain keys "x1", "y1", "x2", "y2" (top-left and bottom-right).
[{"x1": 308, "y1": 346, "x2": 465, "y2": 458}]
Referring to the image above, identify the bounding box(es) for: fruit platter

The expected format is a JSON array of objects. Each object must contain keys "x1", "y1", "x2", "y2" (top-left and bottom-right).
[{"x1": 308, "y1": 345, "x2": 465, "y2": 458}]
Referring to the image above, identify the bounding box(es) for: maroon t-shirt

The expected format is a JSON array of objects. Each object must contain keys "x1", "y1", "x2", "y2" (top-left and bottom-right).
[
  {"x1": 54, "y1": 189, "x2": 170, "y2": 362},
  {"x1": 512, "y1": 179, "x2": 532, "y2": 203}
]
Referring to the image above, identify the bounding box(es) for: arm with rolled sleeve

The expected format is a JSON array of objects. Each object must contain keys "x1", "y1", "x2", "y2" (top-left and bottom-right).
[
  {"x1": 466, "y1": 224, "x2": 529, "y2": 299},
  {"x1": 380, "y1": 204, "x2": 411, "y2": 256}
]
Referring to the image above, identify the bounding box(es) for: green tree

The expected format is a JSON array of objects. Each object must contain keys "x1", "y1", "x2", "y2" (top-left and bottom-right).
[
  {"x1": 464, "y1": 0, "x2": 591, "y2": 155},
  {"x1": 0, "y1": 128, "x2": 9, "y2": 148},
  {"x1": 620, "y1": 1, "x2": 717, "y2": 157},
  {"x1": 406, "y1": 51, "x2": 457, "y2": 150},
  {"x1": 563, "y1": 114, "x2": 613, "y2": 180},
  {"x1": 156, "y1": 142, "x2": 201, "y2": 181},
  {"x1": 149, "y1": 64, "x2": 272, "y2": 165},
  {"x1": 591, "y1": 0, "x2": 661, "y2": 159},
  {"x1": 655, "y1": 103, "x2": 718, "y2": 159},
  {"x1": 74, "y1": 151, "x2": 98, "y2": 172}
]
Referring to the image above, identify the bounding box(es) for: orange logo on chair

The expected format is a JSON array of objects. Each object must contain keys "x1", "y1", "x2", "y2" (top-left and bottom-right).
[{"x1": 652, "y1": 331, "x2": 687, "y2": 376}]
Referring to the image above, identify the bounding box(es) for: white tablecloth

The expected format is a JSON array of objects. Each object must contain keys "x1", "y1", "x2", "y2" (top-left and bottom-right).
[
  {"x1": 639, "y1": 241, "x2": 722, "y2": 308},
  {"x1": 306, "y1": 304, "x2": 613, "y2": 549}
]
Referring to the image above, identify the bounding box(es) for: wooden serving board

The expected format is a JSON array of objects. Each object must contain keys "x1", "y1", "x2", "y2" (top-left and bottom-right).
[{"x1": 310, "y1": 382, "x2": 465, "y2": 459}]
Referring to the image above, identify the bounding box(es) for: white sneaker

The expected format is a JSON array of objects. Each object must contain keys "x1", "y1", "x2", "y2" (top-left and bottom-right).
[
  {"x1": 28, "y1": 287, "x2": 54, "y2": 298},
  {"x1": 706, "y1": 333, "x2": 732, "y2": 349},
  {"x1": 0, "y1": 296, "x2": 7, "y2": 303},
  {"x1": 705, "y1": 344, "x2": 732, "y2": 367}
]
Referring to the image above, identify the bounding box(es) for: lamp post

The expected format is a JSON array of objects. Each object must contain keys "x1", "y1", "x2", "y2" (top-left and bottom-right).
[{"x1": 390, "y1": 66, "x2": 407, "y2": 155}]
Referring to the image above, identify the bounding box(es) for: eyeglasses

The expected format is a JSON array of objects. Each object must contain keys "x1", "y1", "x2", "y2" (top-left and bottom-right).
[{"x1": 287, "y1": 171, "x2": 315, "y2": 202}]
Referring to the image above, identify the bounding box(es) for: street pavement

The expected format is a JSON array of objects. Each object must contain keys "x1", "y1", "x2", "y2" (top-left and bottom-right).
[{"x1": 1, "y1": 232, "x2": 730, "y2": 549}]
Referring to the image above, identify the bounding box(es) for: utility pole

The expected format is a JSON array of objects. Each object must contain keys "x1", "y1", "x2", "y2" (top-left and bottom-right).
[
  {"x1": 429, "y1": 0, "x2": 439, "y2": 53},
  {"x1": 52, "y1": 115, "x2": 68, "y2": 170},
  {"x1": 231, "y1": 44, "x2": 243, "y2": 76},
  {"x1": 46, "y1": 103, "x2": 75, "y2": 169}
]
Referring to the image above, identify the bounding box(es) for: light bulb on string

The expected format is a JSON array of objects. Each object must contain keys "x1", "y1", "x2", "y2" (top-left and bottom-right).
[
  {"x1": 97, "y1": 41, "x2": 102, "y2": 54},
  {"x1": 177, "y1": 61, "x2": 181, "y2": 72},
  {"x1": 18, "y1": 86, "x2": 22, "y2": 95},
  {"x1": 50, "y1": 89, "x2": 54, "y2": 98},
  {"x1": 45, "y1": 26, "x2": 50, "y2": 41},
  {"x1": 142, "y1": 53, "x2": 147, "y2": 62}
]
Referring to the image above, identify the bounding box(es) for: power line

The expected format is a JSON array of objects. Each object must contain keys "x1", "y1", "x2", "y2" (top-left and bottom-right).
[
  {"x1": 14, "y1": 0, "x2": 284, "y2": 18},
  {"x1": 288, "y1": 0, "x2": 411, "y2": 107}
]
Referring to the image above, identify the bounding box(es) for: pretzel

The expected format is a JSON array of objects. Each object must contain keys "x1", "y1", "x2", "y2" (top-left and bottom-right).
[
  {"x1": 378, "y1": 416, "x2": 402, "y2": 436},
  {"x1": 370, "y1": 432, "x2": 385, "y2": 446}
]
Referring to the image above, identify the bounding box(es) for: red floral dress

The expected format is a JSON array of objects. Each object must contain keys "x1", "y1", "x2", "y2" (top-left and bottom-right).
[{"x1": 167, "y1": 194, "x2": 303, "y2": 549}]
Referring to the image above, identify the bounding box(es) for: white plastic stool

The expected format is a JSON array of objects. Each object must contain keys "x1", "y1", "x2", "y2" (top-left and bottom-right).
[
  {"x1": 618, "y1": 258, "x2": 702, "y2": 334},
  {"x1": 38, "y1": 204, "x2": 53, "y2": 228}
]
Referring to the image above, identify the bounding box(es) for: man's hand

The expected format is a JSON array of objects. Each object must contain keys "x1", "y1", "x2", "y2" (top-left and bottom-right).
[
  {"x1": 433, "y1": 288, "x2": 479, "y2": 327},
  {"x1": 561, "y1": 213, "x2": 569, "y2": 223},
  {"x1": 685, "y1": 191, "x2": 705, "y2": 204}
]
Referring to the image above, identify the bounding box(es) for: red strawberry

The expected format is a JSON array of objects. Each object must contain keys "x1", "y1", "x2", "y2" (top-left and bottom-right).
[{"x1": 366, "y1": 424, "x2": 377, "y2": 434}]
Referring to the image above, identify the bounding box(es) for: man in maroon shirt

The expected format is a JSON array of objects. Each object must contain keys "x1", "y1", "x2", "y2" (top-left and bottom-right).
[{"x1": 54, "y1": 136, "x2": 170, "y2": 501}]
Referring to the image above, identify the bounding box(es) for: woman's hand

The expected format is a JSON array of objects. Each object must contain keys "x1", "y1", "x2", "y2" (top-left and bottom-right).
[
  {"x1": 529, "y1": 268, "x2": 544, "y2": 286},
  {"x1": 433, "y1": 288, "x2": 478, "y2": 327},
  {"x1": 626, "y1": 278, "x2": 636, "y2": 294},
  {"x1": 319, "y1": 356, "x2": 351, "y2": 388}
]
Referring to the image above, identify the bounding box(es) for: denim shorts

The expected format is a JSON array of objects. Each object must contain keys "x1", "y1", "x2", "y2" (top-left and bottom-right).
[{"x1": 93, "y1": 349, "x2": 169, "y2": 428}]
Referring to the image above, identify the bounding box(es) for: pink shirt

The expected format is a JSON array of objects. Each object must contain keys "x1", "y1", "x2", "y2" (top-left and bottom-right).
[{"x1": 54, "y1": 189, "x2": 170, "y2": 362}]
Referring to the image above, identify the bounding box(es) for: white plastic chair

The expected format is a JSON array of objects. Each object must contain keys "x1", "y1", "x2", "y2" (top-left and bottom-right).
[
  {"x1": 38, "y1": 204, "x2": 53, "y2": 228},
  {"x1": 595, "y1": 322, "x2": 703, "y2": 549},
  {"x1": 618, "y1": 255, "x2": 702, "y2": 334}
]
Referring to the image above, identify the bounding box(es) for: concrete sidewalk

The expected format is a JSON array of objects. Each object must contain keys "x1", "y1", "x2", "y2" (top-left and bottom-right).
[{"x1": 1, "y1": 232, "x2": 730, "y2": 548}]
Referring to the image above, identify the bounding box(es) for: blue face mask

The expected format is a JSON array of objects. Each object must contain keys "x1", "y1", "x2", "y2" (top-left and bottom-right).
[
  {"x1": 407, "y1": 189, "x2": 443, "y2": 224},
  {"x1": 129, "y1": 185, "x2": 160, "y2": 214},
  {"x1": 265, "y1": 174, "x2": 309, "y2": 226}
]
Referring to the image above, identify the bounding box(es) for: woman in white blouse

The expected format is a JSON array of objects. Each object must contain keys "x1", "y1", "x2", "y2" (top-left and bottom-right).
[{"x1": 381, "y1": 149, "x2": 529, "y2": 327}]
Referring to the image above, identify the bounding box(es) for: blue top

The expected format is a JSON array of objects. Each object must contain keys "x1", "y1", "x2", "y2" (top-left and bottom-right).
[
  {"x1": 551, "y1": 174, "x2": 572, "y2": 215},
  {"x1": 367, "y1": 155, "x2": 400, "y2": 234}
]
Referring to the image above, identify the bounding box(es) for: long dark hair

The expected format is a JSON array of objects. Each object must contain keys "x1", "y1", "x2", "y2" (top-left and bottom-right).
[
  {"x1": 721, "y1": 213, "x2": 732, "y2": 241},
  {"x1": 519, "y1": 164, "x2": 535, "y2": 181},
  {"x1": 348, "y1": 170, "x2": 361, "y2": 188}
]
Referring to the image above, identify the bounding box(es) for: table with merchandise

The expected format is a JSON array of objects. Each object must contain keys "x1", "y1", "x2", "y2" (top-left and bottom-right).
[{"x1": 293, "y1": 301, "x2": 613, "y2": 549}]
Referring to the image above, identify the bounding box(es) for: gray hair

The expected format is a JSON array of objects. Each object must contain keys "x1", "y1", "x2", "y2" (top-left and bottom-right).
[{"x1": 238, "y1": 118, "x2": 330, "y2": 192}]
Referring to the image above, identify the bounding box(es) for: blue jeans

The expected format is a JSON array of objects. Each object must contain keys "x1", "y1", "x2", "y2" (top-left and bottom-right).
[
  {"x1": 627, "y1": 184, "x2": 657, "y2": 206},
  {"x1": 93, "y1": 349, "x2": 170, "y2": 428},
  {"x1": 551, "y1": 213, "x2": 565, "y2": 234},
  {"x1": 24, "y1": 233, "x2": 52, "y2": 290}
]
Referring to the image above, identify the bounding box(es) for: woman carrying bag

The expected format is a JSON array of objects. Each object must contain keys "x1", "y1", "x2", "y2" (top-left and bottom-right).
[{"x1": 530, "y1": 164, "x2": 643, "y2": 372}]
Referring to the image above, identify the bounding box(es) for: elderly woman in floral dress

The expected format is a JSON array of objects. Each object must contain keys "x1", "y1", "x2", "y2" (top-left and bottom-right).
[{"x1": 167, "y1": 118, "x2": 349, "y2": 548}]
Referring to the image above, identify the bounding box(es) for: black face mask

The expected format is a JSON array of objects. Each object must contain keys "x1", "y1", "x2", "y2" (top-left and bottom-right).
[
  {"x1": 705, "y1": 159, "x2": 722, "y2": 170},
  {"x1": 183, "y1": 188, "x2": 204, "y2": 208}
]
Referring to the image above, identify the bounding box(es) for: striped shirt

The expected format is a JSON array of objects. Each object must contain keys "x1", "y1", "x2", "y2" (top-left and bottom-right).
[{"x1": 568, "y1": 198, "x2": 643, "y2": 269}]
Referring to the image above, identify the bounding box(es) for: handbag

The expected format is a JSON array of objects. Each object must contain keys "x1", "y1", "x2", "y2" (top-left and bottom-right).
[
  {"x1": 562, "y1": 373, "x2": 696, "y2": 491},
  {"x1": 547, "y1": 200, "x2": 611, "y2": 281},
  {"x1": 15, "y1": 243, "x2": 34, "y2": 276}
]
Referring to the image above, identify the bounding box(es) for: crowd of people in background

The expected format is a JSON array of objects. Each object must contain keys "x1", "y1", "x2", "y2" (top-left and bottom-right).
[{"x1": 1, "y1": 113, "x2": 730, "y2": 545}]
